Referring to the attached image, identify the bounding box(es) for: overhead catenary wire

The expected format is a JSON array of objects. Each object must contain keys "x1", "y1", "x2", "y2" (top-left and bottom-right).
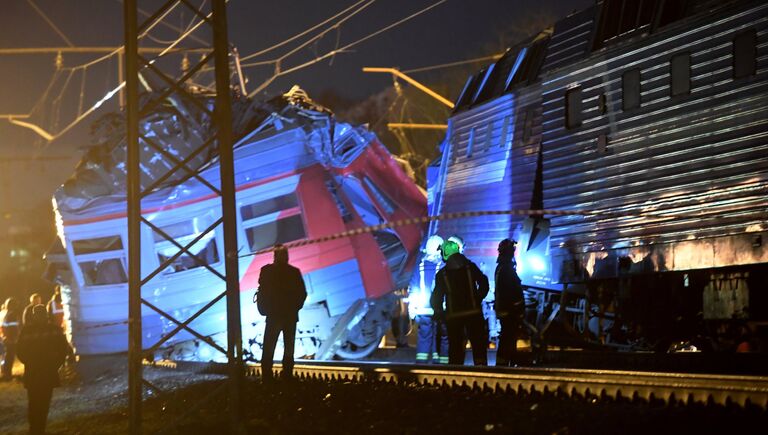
[
  {"x1": 25, "y1": 0, "x2": 74, "y2": 47},
  {"x1": 43, "y1": 1, "x2": 229, "y2": 144},
  {"x1": 402, "y1": 53, "x2": 503, "y2": 74},
  {"x1": 240, "y1": 0, "x2": 372, "y2": 62},
  {"x1": 246, "y1": 0, "x2": 448, "y2": 98}
]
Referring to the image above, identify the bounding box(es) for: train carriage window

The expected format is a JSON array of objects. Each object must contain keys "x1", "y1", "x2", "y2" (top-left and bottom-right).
[
  {"x1": 241, "y1": 193, "x2": 299, "y2": 221},
  {"x1": 733, "y1": 29, "x2": 757, "y2": 79},
  {"x1": 466, "y1": 128, "x2": 475, "y2": 158},
  {"x1": 72, "y1": 236, "x2": 123, "y2": 255},
  {"x1": 593, "y1": 0, "x2": 658, "y2": 49},
  {"x1": 325, "y1": 180, "x2": 354, "y2": 223},
  {"x1": 363, "y1": 176, "x2": 395, "y2": 215},
  {"x1": 483, "y1": 121, "x2": 493, "y2": 153},
  {"x1": 72, "y1": 235, "x2": 127, "y2": 286},
  {"x1": 670, "y1": 53, "x2": 691, "y2": 96},
  {"x1": 154, "y1": 219, "x2": 220, "y2": 273},
  {"x1": 565, "y1": 87, "x2": 583, "y2": 129},
  {"x1": 521, "y1": 107, "x2": 535, "y2": 144},
  {"x1": 241, "y1": 192, "x2": 306, "y2": 253},
  {"x1": 622, "y1": 68, "x2": 641, "y2": 111},
  {"x1": 80, "y1": 259, "x2": 127, "y2": 286},
  {"x1": 244, "y1": 215, "x2": 306, "y2": 253},
  {"x1": 500, "y1": 115, "x2": 511, "y2": 148}
]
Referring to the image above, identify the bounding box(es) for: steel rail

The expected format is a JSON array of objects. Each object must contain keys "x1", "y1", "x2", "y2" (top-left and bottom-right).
[{"x1": 156, "y1": 360, "x2": 768, "y2": 409}]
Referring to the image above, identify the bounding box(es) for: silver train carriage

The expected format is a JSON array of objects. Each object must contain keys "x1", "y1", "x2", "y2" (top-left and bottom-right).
[{"x1": 421, "y1": 0, "x2": 768, "y2": 347}]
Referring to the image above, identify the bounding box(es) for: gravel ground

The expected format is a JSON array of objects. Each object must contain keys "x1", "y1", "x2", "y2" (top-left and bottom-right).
[{"x1": 2, "y1": 361, "x2": 767, "y2": 434}]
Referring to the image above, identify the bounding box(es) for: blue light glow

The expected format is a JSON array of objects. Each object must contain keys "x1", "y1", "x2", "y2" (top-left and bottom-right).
[{"x1": 527, "y1": 254, "x2": 546, "y2": 273}]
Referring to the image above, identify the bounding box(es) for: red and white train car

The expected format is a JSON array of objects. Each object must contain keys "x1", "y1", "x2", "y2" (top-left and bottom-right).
[{"x1": 50, "y1": 90, "x2": 426, "y2": 361}]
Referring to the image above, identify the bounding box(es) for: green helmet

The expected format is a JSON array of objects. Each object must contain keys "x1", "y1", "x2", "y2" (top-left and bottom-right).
[{"x1": 440, "y1": 240, "x2": 460, "y2": 261}]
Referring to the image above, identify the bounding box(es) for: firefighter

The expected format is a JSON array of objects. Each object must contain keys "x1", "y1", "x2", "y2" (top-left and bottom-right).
[
  {"x1": 409, "y1": 235, "x2": 449, "y2": 364},
  {"x1": 430, "y1": 240, "x2": 489, "y2": 365},
  {"x1": 494, "y1": 239, "x2": 525, "y2": 366},
  {"x1": 46, "y1": 287, "x2": 66, "y2": 331},
  {"x1": 258, "y1": 244, "x2": 307, "y2": 381},
  {"x1": 17, "y1": 305, "x2": 71, "y2": 435},
  {"x1": 1, "y1": 297, "x2": 22, "y2": 380}
]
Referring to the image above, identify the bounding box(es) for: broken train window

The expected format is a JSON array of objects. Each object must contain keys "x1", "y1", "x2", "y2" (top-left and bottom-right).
[
  {"x1": 241, "y1": 192, "x2": 306, "y2": 254},
  {"x1": 153, "y1": 219, "x2": 220, "y2": 274},
  {"x1": 72, "y1": 235, "x2": 127, "y2": 286}
]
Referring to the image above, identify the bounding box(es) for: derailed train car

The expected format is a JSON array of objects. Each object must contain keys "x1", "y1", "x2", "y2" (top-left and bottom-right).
[
  {"x1": 47, "y1": 87, "x2": 426, "y2": 361},
  {"x1": 423, "y1": 0, "x2": 768, "y2": 347}
]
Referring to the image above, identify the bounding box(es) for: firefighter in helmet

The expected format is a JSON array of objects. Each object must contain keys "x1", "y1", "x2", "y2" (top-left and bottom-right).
[{"x1": 430, "y1": 240, "x2": 489, "y2": 365}]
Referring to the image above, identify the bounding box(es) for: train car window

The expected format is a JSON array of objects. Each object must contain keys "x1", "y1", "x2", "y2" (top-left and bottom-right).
[
  {"x1": 593, "y1": 0, "x2": 658, "y2": 49},
  {"x1": 244, "y1": 214, "x2": 306, "y2": 253},
  {"x1": 670, "y1": 52, "x2": 691, "y2": 96},
  {"x1": 241, "y1": 192, "x2": 306, "y2": 253},
  {"x1": 733, "y1": 29, "x2": 757, "y2": 79},
  {"x1": 656, "y1": 0, "x2": 686, "y2": 28},
  {"x1": 325, "y1": 180, "x2": 354, "y2": 223},
  {"x1": 241, "y1": 193, "x2": 299, "y2": 221},
  {"x1": 154, "y1": 221, "x2": 220, "y2": 273},
  {"x1": 598, "y1": 93, "x2": 608, "y2": 114},
  {"x1": 565, "y1": 86, "x2": 583, "y2": 129},
  {"x1": 504, "y1": 47, "x2": 528, "y2": 90},
  {"x1": 454, "y1": 75, "x2": 475, "y2": 109},
  {"x1": 500, "y1": 115, "x2": 511, "y2": 148},
  {"x1": 466, "y1": 128, "x2": 475, "y2": 158},
  {"x1": 341, "y1": 177, "x2": 384, "y2": 226},
  {"x1": 72, "y1": 235, "x2": 128, "y2": 286},
  {"x1": 522, "y1": 107, "x2": 535, "y2": 144},
  {"x1": 72, "y1": 236, "x2": 123, "y2": 255},
  {"x1": 622, "y1": 68, "x2": 641, "y2": 111},
  {"x1": 483, "y1": 122, "x2": 493, "y2": 153},
  {"x1": 472, "y1": 64, "x2": 496, "y2": 104},
  {"x1": 363, "y1": 176, "x2": 395, "y2": 215},
  {"x1": 79, "y1": 259, "x2": 127, "y2": 286}
]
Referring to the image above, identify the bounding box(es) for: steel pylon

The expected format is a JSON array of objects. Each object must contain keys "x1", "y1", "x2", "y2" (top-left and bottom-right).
[{"x1": 123, "y1": 1, "x2": 243, "y2": 433}]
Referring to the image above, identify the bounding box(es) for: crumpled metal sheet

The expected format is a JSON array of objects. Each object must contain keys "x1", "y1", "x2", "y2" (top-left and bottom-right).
[{"x1": 55, "y1": 87, "x2": 334, "y2": 214}]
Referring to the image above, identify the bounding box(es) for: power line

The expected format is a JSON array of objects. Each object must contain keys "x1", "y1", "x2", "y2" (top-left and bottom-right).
[
  {"x1": 25, "y1": 0, "x2": 74, "y2": 47},
  {"x1": 402, "y1": 53, "x2": 502, "y2": 74},
  {"x1": 240, "y1": 0, "x2": 371, "y2": 62},
  {"x1": 246, "y1": 0, "x2": 448, "y2": 98}
]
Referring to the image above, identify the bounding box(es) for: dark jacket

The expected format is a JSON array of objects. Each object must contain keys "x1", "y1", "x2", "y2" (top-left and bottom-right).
[
  {"x1": 16, "y1": 324, "x2": 70, "y2": 390},
  {"x1": 258, "y1": 262, "x2": 307, "y2": 323},
  {"x1": 494, "y1": 256, "x2": 524, "y2": 318},
  {"x1": 431, "y1": 253, "x2": 489, "y2": 320}
]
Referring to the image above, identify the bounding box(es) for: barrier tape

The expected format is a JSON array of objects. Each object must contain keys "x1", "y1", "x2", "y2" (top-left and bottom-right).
[{"x1": 238, "y1": 207, "x2": 683, "y2": 258}]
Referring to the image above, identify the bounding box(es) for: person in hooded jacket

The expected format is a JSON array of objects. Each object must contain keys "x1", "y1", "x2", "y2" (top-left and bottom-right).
[
  {"x1": 430, "y1": 240, "x2": 490, "y2": 365},
  {"x1": 1, "y1": 297, "x2": 22, "y2": 380},
  {"x1": 258, "y1": 244, "x2": 307, "y2": 381},
  {"x1": 17, "y1": 304, "x2": 71, "y2": 435},
  {"x1": 494, "y1": 239, "x2": 525, "y2": 366}
]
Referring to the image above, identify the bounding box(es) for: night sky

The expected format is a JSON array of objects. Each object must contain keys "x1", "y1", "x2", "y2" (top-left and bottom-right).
[{"x1": 0, "y1": 0, "x2": 589, "y2": 216}]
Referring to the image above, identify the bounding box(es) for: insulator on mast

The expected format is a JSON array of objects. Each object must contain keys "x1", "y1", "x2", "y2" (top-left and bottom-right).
[
  {"x1": 181, "y1": 53, "x2": 190, "y2": 74},
  {"x1": 55, "y1": 51, "x2": 63, "y2": 69}
]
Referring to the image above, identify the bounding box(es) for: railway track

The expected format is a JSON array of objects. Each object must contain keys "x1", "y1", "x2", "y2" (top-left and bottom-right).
[{"x1": 156, "y1": 360, "x2": 768, "y2": 409}]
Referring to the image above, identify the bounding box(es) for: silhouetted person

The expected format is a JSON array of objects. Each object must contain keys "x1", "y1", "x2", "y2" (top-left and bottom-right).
[
  {"x1": 259, "y1": 244, "x2": 307, "y2": 381},
  {"x1": 495, "y1": 239, "x2": 525, "y2": 366},
  {"x1": 1, "y1": 297, "x2": 22, "y2": 380},
  {"x1": 22, "y1": 293, "x2": 43, "y2": 326},
  {"x1": 17, "y1": 305, "x2": 71, "y2": 435},
  {"x1": 431, "y1": 240, "x2": 489, "y2": 365}
]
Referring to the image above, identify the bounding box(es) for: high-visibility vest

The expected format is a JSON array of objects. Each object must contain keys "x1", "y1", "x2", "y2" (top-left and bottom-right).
[{"x1": 48, "y1": 300, "x2": 65, "y2": 328}]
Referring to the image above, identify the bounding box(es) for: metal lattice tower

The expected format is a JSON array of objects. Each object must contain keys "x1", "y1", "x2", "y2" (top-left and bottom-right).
[{"x1": 123, "y1": 1, "x2": 243, "y2": 433}]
